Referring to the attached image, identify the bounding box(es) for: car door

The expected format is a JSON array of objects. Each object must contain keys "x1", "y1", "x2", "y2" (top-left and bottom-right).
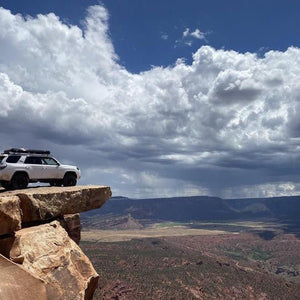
[
  {"x1": 24, "y1": 156, "x2": 44, "y2": 179},
  {"x1": 41, "y1": 157, "x2": 60, "y2": 179}
]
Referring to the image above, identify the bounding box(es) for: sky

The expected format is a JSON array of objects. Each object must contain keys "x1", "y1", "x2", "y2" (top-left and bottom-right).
[{"x1": 0, "y1": 0, "x2": 300, "y2": 198}]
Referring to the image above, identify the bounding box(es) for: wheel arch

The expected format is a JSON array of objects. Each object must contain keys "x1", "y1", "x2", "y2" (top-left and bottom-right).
[
  {"x1": 10, "y1": 171, "x2": 29, "y2": 189},
  {"x1": 64, "y1": 171, "x2": 78, "y2": 179},
  {"x1": 12, "y1": 170, "x2": 29, "y2": 179}
]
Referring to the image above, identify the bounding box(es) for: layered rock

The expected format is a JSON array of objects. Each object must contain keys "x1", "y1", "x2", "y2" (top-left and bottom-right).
[
  {"x1": 6, "y1": 185, "x2": 111, "y2": 223},
  {"x1": 60, "y1": 213, "x2": 81, "y2": 244},
  {"x1": 0, "y1": 196, "x2": 22, "y2": 235},
  {"x1": 0, "y1": 185, "x2": 112, "y2": 300}
]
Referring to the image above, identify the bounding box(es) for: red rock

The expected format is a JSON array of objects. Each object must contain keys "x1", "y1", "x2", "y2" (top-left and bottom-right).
[
  {"x1": 9, "y1": 221, "x2": 99, "y2": 300},
  {"x1": 15, "y1": 185, "x2": 111, "y2": 223},
  {"x1": 0, "y1": 196, "x2": 21, "y2": 236},
  {"x1": 0, "y1": 254, "x2": 47, "y2": 300},
  {"x1": 60, "y1": 213, "x2": 81, "y2": 244}
]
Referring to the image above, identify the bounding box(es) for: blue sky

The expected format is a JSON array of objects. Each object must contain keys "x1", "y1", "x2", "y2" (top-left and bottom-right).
[
  {"x1": 0, "y1": 1, "x2": 300, "y2": 198},
  {"x1": 1, "y1": 0, "x2": 300, "y2": 72}
]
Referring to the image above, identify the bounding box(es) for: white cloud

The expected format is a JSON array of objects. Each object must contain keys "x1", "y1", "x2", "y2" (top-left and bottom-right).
[
  {"x1": 183, "y1": 28, "x2": 190, "y2": 37},
  {"x1": 181, "y1": 28, "x2": 207, "y2": 46},
  {"x1": 1, "y1": 5, "x2": 300, "y2": 198},
  {"x1": 223, "y1": 182, "x2": 298, "y2": 198},
  {"x1": 190, "y1": 28, "x2": 206, "y2": 40},
  {"x1": 161, "y1": 33, "x2": 168, "y2": 40}
]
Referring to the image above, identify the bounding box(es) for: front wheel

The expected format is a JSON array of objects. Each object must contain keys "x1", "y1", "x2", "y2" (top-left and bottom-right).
[
  {"x1": 50, "y1": 180, "x2": 62, "y2": 187},
  {"x1": 63, "y1": 173, "x2": 77, "y2": 187},
  {"x1": 10, "y1": 173, "x2": 29, "y2": 190}
]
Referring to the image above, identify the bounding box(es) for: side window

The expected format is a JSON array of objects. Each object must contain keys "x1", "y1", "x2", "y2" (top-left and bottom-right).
[
  {"x1": 6, "y1": 155, "x2": 21, "y2": 163},
  {"x1": 43, "y1": 157, "x2": 58, "y2": 165},
  {"x1": 24, "y1": 156, "x2": 43, "y2": 164}
]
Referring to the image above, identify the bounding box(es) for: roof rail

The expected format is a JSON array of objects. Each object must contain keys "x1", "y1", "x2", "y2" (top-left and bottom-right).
[{"x1": 3, "y1": 148, "x2": 51, "y2": 155}]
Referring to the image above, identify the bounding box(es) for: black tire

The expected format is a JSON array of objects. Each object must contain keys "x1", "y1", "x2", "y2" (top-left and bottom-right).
[
  {"x1": 63, "y1": 173, "x2": 77, "y2": 187},
  {"x1": 50, "y1": 180, "x2": 62, "y2": 187},
  {"x1": 10, "y1": 173, "x2": 29, "y2": 190},
  {"x1": 1, "y1": 181, "x2": 12, "y2": 190}
]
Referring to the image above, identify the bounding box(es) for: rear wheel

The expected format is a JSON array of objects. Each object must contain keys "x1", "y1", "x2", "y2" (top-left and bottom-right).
[
  {"x1": 1, "y1": 181, "x2": 12, "y2": 190},
  {"x1": 63, "y1": 173, "x2": 77, "y2": 187},
  {"x1": 10, "y1": 173, "x2": 29, "y2": 190}
]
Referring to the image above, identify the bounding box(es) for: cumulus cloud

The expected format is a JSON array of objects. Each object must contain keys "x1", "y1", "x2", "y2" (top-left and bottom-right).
[{"x1": 0, "y1": 5, "x2": 300, "y2": 198}]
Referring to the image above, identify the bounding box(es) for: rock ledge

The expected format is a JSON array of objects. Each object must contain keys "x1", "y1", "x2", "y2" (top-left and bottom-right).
[{"x1": 0, "y1": 185, "x2": 112, "y2": 300}]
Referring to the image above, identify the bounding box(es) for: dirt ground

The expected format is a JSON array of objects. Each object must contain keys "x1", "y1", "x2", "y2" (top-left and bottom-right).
[{"x1": 82, "y1": 227, "x2": 229, "y2": 242}]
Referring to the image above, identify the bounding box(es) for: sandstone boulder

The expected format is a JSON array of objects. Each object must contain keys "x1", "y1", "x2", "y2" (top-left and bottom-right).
[
  {"x1": 0, "y1": 196, "x2": 21, "y2": 236},
  {"x1": 0, "y1": 254, "x2": 47, "y2": 300},
  {"x1": 9, "y1": 221, "x2": 99, "y2": 300},
  {"x1": 0, "y1": 185, "x2": 111, "y2": 299},
  {"x1": 60, "y1": 213, "x2": 81, "y2": 244},
  {"x1": 11, "y1": 185, "x2": 111, "y2": 223}
]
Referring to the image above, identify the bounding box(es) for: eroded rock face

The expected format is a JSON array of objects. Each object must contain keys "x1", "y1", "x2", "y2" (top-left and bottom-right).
[
  {"x1": 0, "y1": 185, "x2": 112, "y2": 300},
  {"x1": 60, "y1": 213, "x2": 81, "y2": 244},
  {"x1": 4, "y1": 185, "x2": 111, "y2": 223},
  {"x1": 0, "y1": 196, "x2": 22, "y2": 235},
  {"x1": 9, "y1": 221, "x2": 99, "y2": 300},
  {"x1": 0, "y1": 254, "x2": 47, "y2": 300}
]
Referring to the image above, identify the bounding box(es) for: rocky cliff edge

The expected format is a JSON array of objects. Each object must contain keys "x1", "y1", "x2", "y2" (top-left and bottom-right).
[{"x1": 0, "y1": 185, "x2": 111, "y2": 300}]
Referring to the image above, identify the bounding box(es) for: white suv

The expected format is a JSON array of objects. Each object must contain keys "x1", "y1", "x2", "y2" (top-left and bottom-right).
[{"x1": 0, "y1": 148, "x2": 81, "y2": 190}]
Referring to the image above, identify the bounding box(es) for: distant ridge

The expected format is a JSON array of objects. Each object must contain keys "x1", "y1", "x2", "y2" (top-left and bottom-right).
[{"x1": 81, "y1": 195, "x2": 300, "y2": 224}]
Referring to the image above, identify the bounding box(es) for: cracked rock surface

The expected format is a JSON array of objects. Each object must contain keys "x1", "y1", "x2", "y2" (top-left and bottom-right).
[{"x1": 0, "y1": 185, "x2": 111, "y2": 300}]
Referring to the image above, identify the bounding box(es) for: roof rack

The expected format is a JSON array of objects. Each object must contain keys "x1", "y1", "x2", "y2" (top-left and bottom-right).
[{"x1": 3, "y1": 148, "x2": 51, "y2": 155}]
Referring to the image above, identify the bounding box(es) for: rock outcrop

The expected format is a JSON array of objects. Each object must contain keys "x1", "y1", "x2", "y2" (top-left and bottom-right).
[
  {"x1": 0, "y1": 254, "x2": 48, "y2": 300},
  {"x1": 0, "y1": 196, "x2": 22, "y2": 235},
  {"x1": 0, "y1": 185, "x2": 111, "y2": 300},
  {"x1": 9, "y1": 221, "x2": 99, "y2": 299},
  {"x1": 60, "y1": 213, "x2": 81, "y2": 244},
  {"x1": 5, "y1": 186, "x2": 111, "y2": 223}
]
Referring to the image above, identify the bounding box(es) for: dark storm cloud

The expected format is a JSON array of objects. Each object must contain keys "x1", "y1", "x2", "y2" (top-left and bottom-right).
[{"x1": 1, "y1": 6, "x2": 300, "y2": 197}]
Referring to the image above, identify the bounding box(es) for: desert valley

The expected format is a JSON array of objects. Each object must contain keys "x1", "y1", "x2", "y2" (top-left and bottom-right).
[{"x1": 80, "y1": 195, "x2": 300, "y2": 299}]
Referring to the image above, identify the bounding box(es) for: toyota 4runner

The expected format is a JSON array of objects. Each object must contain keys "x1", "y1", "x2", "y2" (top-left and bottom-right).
[{"x1": 0, "y1": 148, "x2": 81, "y2": 190}]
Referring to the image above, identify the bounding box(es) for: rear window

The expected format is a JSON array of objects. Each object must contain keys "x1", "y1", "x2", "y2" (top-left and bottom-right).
[{"x1": 6, "y1": 155, "x2": 21, "y2": 163}]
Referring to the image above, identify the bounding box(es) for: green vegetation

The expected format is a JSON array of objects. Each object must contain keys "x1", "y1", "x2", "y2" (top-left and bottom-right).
[
  {"x1": 218, "y1": 245, "x2": 272, "y2": 262},
  {"x1": 248, "y1": 246, "x2": 272, "y2": 261},
  {"x1": 224, "y1": 248, "x2": 247, "y2": 261}
]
